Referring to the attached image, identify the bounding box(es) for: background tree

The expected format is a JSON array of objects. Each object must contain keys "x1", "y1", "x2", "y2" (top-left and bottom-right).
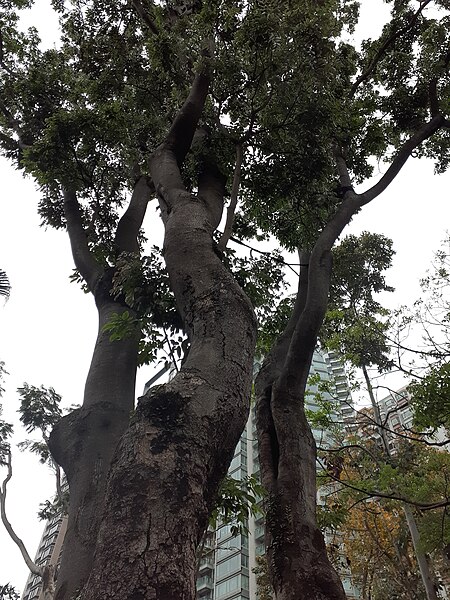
[
  {"x1": 319, "y1": 233, "x2": 450, "y2": 600},
  {"x1": 0, "y1": 383, "x2": 65, "y2": 600},
  {"x1": 0, "y1": 270, "x2": 10, "y2": 301},
  {"x1": 0, "y1": 584, "x2": 19, "y2": 600}
]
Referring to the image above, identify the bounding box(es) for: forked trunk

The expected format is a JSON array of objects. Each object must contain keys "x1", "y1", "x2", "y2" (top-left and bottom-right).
[
  {"x1": 254, "y1": 247, "x2": 346, "y2": 600},
  {"x1": 49, "y1": 289, "x2": 140, "y2": 600},
  {"x1": 80, "y1": 197, "x2": 256, "y2": 599},
  {"x1": 256, "y1": 374, "x2": 346, "y2": 600}
]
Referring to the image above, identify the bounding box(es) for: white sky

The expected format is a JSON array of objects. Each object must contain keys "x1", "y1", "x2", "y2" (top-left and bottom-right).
[{"x1": 1, "y1": 0, "x2": 450, "y2": 592}]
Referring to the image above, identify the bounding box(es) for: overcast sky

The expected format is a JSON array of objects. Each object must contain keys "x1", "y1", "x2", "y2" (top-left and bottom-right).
[{"x1": 1, "y1": 0, "x2": 450, "y2": 592}]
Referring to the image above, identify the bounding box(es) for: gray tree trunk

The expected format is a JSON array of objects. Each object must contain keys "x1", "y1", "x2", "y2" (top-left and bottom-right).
[
  {"x1": 80, "y1": 182, "x2": 256, "y2": 600},
  {"x1": 255, "y1": 249, "x2": 346, "y2": 600},
  {"x1": 49, "y1": 294, "x2": 140, "y2": 600}
]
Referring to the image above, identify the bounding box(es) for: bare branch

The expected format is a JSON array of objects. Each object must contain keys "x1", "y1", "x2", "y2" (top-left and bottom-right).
[
  {"x1": 0, "y1": 452, "x2": 42, "y2": 576},
  {"x1": 218, "y1": 144, "x2": 244, "y2": 251}
]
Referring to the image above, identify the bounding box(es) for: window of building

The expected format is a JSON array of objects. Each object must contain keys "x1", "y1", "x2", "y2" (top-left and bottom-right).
[
  {"x1": 216, "y1": 554, "x2": 241, "y2": 579},
  {"x1": 229, "y1": 455, "x2": 241, "y2": 471},
  {"x1": 216, "y1": 574, "x2": 240, "y2": 598}
]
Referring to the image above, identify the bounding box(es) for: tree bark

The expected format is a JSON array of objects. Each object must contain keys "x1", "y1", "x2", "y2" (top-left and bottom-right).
[
  {"x1": 80, "y1": 190, "x2": 256, "y2": 600},
  {"x1": 255, "y1": 250, "x2": 346, "y2": 600},
  {"x1": 48, "y1": 176, "x2": 152, "y2": 599},
  {"x1": 49, "y1": 289, "x2": 140, "y2": 600},
  {"x1": 75, "y1": 58, "x2": 257, "y2": 600}
]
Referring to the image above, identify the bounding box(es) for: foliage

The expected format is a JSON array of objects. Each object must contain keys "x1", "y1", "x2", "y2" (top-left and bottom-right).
[
  {"x1": 0, "y1": 362, "x2": 7, "y2": 398},
  {"x1": 318, "y1": 432, "x2": 450, "y2": 596},
  {"x1": 0, "y1": 1, "x2": 448, "y2": 256},
  {"x1": 409, "y1": 363, "x2": 450, "y2": 434},
  {"x1": 321, "y1": 232, "x2": 395, "y2": 370},
  {"x1": 334, "y1": 501, "x2": 423, "y2": 600},
  {"x1": 0, "y1": 406, "x2": 13, "y2": 466},
  {"x1": 210, "y1": 474, "x2": 265, "y2": 537},
  {"x1": 17, "y1": 383, "x2": 62, "y2": 435},
  {"x1": 0, "y1": 584, "x2": 19, "y2": 600},
  {"x1": 252, "y1": 555, "x2": 273, "y2": 600},
  {"x1": 37, "y1": 491, "x2": 70, "y2": 521},
  {"x1": 396, "y1": 236, "x2": 450, "y2": 434}
]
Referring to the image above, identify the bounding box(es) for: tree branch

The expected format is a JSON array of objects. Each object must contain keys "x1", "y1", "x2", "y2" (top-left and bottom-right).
[
  {"x1": 0, "y1": 98, "x2": 29, "y2": 150},
  {"x1": 317, "y1": 457, "x2": 450, "y2": 511},
  {"x1": 114, "y1": 176, "x2": 154, "y2": 254},
  {"x1": 349, "y1": 0, "x2": 433, "y2": 97},
  {"x1": 218, "y1": 143, "x2": 244, "y2": 251},
  {"x1": 0, "y1": 452, "x2": 42, "y2": 576},
  {"x1": 165, "y1": 51, "x2": 213, "y2": 166},
  {"x1": 149, "y1": 53, "x2": 213, "y2": 213},
  {"x1": 63, "y1": 189, "x2": 103, "y2": 292},
  {"x1": 359, "y1": 115, "x2": 447, "y2": 204},
  {"x1": 131, "y1": 0, "x2": 159, "y2": 34}
]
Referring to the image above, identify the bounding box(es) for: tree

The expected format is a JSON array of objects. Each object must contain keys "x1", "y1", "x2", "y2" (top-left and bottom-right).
[
  {"x1": 0, "y1": 383, "x2": 66, "y2": 600},
  {"x1": 398, "y1": 235, "x2": 450, "y2": 436},
  {"x1": 0, "y1": 1, "x2": 449, "y2": 600},
  {"x1": 0, "y1": 584, "x2": 19, "y2": 600},
  {"x1": 319, "y1": 233, "x2": 450, "y2": 600},
  {"x1": 318, "y1": 429, "x2": 450, "y2": 599},
  {"x1": 0, "y1": 270, "x2": 10, "y2": 301}
]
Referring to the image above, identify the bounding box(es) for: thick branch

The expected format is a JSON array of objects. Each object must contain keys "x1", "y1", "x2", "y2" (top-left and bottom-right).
[
  {"x1": 63, "y1": 189, "x2": 103, "y2": 292},
  {"x1": 350, "y1": 0, "x2": 433, "y2": 97},
  {"x1": 131, "y1": 0, "x2": 159, "y2": 34},
  {"x1": 359, "y1": 115, "x2": 447, "y2": 204},
  {"x1": 0, "y1": 453, "x2": 42, "y2": 576},
  {"x1": 149, "y1": 58, "x2": 213, "y2": 214},
  {"x1": 114, "y1": 176, "x2": 153, "y2": 253},
  {"x1": 165, "y1": 56, "x2": 212, "y2": 166},
  {"x1": 217, "y1": 144, "x2": 243, "y2": 251}
]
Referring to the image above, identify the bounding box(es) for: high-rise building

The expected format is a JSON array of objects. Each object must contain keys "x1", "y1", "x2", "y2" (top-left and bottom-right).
[
  {"x1": 21, "y1": 513, "x2": 67, "y2": 600},
  {"x1": 378, "y1": 386, "x2": 448, "y2": 447}
]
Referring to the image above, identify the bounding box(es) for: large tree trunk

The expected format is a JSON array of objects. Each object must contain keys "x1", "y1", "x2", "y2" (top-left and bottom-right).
[
  {"x1": 68, "y1": 61, "x2": 258, "y2": 600},
  {"x1": 49, "y1": 288, "x2": 140, "y2": 600},
  {"x1": 254, "y1": 244, "x2": 348, "y2": 600},
  {"x1": 80, "y1": 187, "x2": 256, "y2": 600}
]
